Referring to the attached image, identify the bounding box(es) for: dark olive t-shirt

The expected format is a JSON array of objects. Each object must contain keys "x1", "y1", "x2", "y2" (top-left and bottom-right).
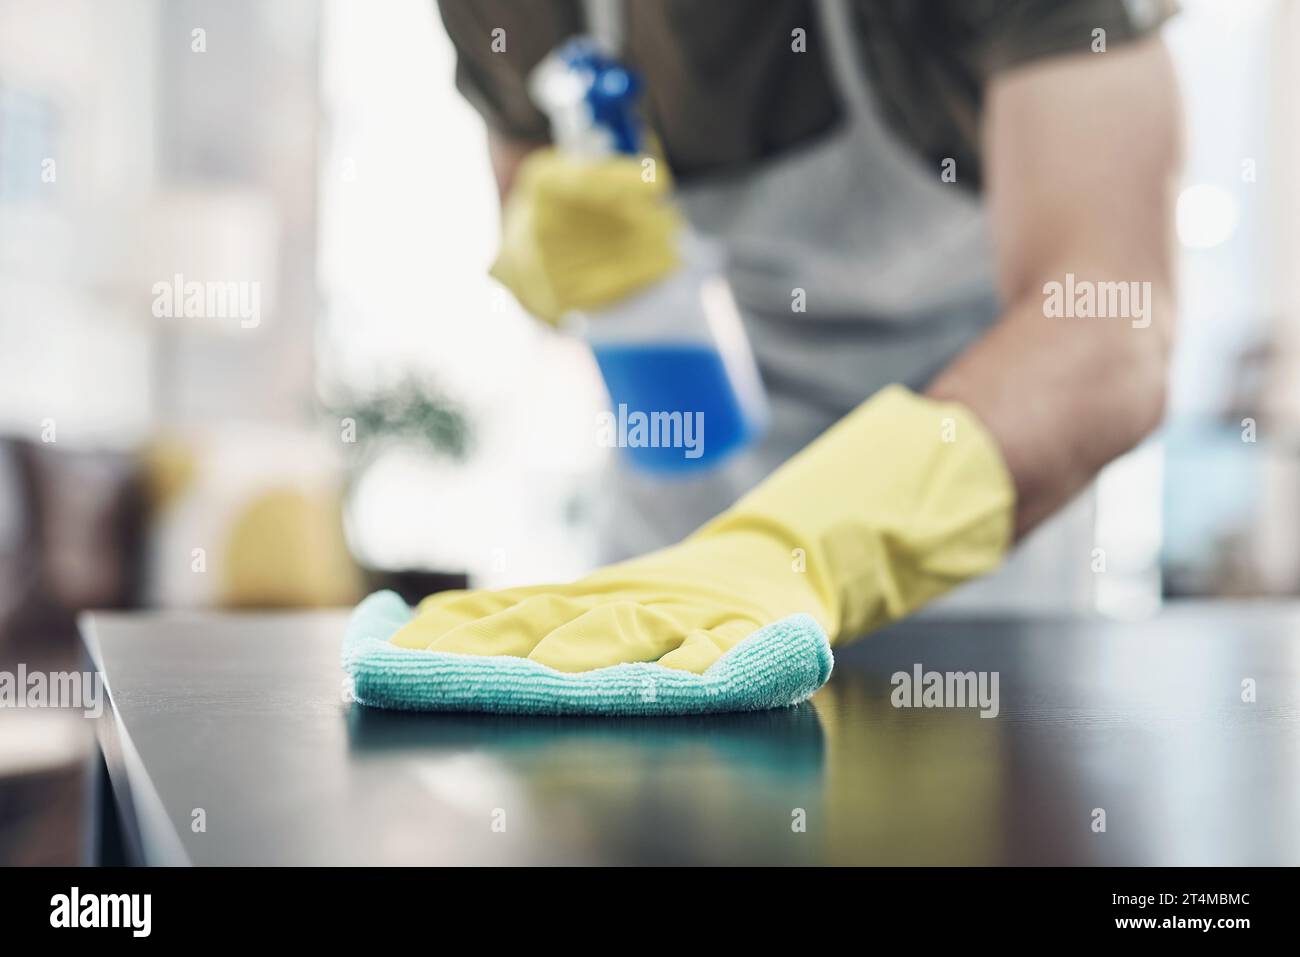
[{"x1": 436, "y1": 0, "x2": 1175, "y2": 188}]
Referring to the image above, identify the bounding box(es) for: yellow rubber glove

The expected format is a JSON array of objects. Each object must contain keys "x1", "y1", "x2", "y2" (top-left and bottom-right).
[
  {"x1": 391, "y1": 386, "x2": 1014, "y2": 673},
  {"x1": 490, "y1": 147, "x2": 682, "y2": 325}
]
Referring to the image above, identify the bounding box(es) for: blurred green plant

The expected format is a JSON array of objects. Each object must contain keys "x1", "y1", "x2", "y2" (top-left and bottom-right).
[{"x1": 331, "y1": 376, "x2": 470, "y2": 463}]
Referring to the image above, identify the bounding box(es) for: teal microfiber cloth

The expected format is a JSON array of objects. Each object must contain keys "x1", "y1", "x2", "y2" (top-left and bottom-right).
[{"x1": 341, "y1": 590, "x2": 833, "y2": 716}]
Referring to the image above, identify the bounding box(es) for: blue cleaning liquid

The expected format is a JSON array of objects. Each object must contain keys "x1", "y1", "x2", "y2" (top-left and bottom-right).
[{"x1": 592, "y1": 343, "x2": 760, "y2": 475}]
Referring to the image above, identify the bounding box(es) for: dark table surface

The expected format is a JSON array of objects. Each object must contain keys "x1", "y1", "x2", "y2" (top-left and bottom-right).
[{"x1": 82, "y1": 603, "x2": 1300, "y2": 865}]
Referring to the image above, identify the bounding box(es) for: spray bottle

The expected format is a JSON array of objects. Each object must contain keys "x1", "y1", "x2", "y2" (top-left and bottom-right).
[{"x1": 530, "y1": 39, "x2": 768, "y2": 475}]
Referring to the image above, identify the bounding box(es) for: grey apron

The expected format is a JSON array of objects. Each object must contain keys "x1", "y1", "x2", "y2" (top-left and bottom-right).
[{"x1": 588, "y1": 0, "x2": 1096, "y2": 611}]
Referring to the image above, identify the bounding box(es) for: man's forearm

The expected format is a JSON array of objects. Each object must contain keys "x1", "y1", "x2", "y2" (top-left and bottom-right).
[
  {"x1": 927, "y1": 268, "x2": 1173, "y2": 539},
  {"x1": 488, "y1": 130, "x2": 543, "y2": 202},
  {"x1": 930, "y1": 39, "x2": 1182, "y2": 540}
]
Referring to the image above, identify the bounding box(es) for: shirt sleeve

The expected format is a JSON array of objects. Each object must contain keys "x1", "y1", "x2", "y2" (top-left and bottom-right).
[
  {"x1": 947, "y1": 0, "x2": 1179, "y2": 81},
  {"x1": 434, "y1": 0, "x2": 584, "y2": 142}
]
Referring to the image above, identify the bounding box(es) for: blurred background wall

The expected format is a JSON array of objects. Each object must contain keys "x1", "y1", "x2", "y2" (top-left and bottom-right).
[{"x1": 1155, "y1": 0, "x2": 1300, "y2": 601}]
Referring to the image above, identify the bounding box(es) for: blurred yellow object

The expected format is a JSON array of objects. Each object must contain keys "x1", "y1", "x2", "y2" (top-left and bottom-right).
[
  {"x1": 141, "y1": 439, "x2": 198, "y2": 512},
  {"x1": 391, "y1": 385, "x2": 1014, "y2": 672},
  {"x1": 490, "y1": 147, "x2": 681, "y2": 325},
  {"x1": 221, "y1": 487, "x2": 361, "y2": 608}
]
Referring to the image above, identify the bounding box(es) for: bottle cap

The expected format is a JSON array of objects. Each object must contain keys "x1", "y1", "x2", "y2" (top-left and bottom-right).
[{"x1": 530, "y1": 37, "x2": 643, "y2": 156}]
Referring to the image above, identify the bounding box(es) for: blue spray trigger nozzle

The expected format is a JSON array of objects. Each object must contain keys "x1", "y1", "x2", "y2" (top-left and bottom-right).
[
  {"x1": 542, "y1": 38, "x2": 644, "y2": 155},
  {"x1": 586, "y1": 65, "x2": 641, "y2": 155}
]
